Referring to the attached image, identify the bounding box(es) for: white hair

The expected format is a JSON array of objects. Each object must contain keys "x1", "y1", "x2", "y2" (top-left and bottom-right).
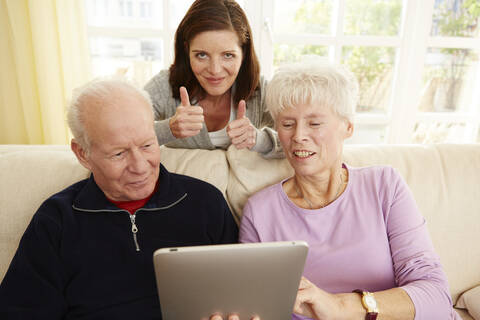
[
  {"x1": 67, "y1": 77, "x2": 153, "y2": 152},
  {"x1": 265, "y1": 60, "x2": 359, "y2": 122}
]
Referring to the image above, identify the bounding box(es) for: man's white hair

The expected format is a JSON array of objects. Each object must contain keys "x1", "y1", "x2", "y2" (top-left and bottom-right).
[
  {"x1": 67, "y1": 78, "x2": 153, "y2": 152},
  {"x1": 265, "y1": 59, "x2": 359, "y2": 122}
]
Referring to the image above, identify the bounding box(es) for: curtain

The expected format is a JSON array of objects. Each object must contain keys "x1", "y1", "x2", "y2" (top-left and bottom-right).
[{"x1": 0, "y1": 0, "x2": 91, "y2": 144}]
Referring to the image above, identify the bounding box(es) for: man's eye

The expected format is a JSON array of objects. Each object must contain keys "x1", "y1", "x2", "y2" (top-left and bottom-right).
[
  {"x1": 282, "y1": 123, "x2": 293, "y2": 128},
  {"x1": 112, "y1": 152, "x2": 124, "y2": 158}
]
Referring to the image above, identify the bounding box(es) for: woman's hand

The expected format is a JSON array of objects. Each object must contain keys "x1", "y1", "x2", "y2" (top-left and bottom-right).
[
  {"x1": 294, "y1": 277, "x2": 343, "y2": 320},
  {"x1": 169, "y1": 86, "x2": 204, "y2": 138},
  {"x1": 227, "y1": 100, "x2": 256, "y2": 150}
]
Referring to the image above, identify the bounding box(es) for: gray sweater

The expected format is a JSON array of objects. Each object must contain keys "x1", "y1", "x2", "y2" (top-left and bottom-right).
[{"x1": 144, "y1": 70, "x2": 284, "y2": 159}]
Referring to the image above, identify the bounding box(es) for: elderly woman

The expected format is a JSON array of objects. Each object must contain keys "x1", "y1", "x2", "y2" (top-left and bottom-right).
[
  {"x1": 239, "y1": 62, "x2": 460, "y2": 320},
  {"x1": 145, "y1": 0, "x2": 282, "y2": 158}
]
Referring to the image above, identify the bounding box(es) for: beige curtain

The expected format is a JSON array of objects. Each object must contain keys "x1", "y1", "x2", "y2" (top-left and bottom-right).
[{"x1": 0, "y1": 0, "x2": 91, "y2": 144}]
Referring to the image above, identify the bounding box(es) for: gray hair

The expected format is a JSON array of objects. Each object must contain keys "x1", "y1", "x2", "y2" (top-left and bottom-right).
[
  {"x1": 265, "y1": 60, "x2": 359, "y2": 122},
  {"x1": 67, "y1": 78, "x2": 153, "y2": 151}
]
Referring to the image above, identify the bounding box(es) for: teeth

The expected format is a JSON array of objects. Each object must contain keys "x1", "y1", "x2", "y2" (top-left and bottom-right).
[{"x1": 294, "y1": 151, "x2": 314, "y2": 158}]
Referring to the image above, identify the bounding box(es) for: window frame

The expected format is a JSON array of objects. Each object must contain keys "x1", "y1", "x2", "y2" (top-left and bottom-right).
[{"x1": 85, "y1": 0, "x2": 480, "y2": 144}]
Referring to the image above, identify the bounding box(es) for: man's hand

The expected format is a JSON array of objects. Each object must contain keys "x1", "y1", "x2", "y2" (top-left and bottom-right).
[
  {"x1": 227, "y1": 100, "x2": 256, "y2": 150},
  {"x1": 209, "y1": 313, "x2": 260, "y2": 320},
  {"x1": 169, "y1": 86, "x2": 204, "y2": 138}
]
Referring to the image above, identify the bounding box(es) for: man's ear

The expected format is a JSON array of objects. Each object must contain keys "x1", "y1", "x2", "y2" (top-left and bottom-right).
[{"x1": 71, "y1": 139, "x2": 92, "y2": 171}]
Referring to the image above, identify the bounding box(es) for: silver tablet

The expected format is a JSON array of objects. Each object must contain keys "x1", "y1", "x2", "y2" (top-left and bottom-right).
[{"x1": 153, "y1": 241, "x2": 308, "y2": 320}]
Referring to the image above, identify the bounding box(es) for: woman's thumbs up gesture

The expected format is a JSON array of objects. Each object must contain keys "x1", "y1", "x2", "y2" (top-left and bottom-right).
[
  {"x1": 169, "y1": 86, "x2": 205, "y2": 138},
  {"x1": 227, "y1": 100, "x2": 256, "y2": 150}
]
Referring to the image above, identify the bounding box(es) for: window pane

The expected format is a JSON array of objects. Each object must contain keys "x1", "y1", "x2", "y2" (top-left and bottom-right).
[
  {"x1": 85, "y1": 0, "x2": 163, "y2": 29},
  {"x1": 431, "y1": 0, "x2": 480, "y2": 37},
  {"x1": 169, "y1": 0, "x2": 194, "y2": 29},
  {"x1": 342, "y1": 46, "x2": 396, "y2": 113},
  {"x1": 346, "y1": 124, "x2": 387, "y2": 144},
  {"x1": 273, "y1": 0, "x2": 333, "y2": 35},
  {"x1": 273, "y1": 44, "x2": 328, "y2": 67},
  {"x1": 344, "y1": 0, "x2": 403, "y2": 36},
  {"x1": 412, "y1": 122, "x2": 467, "y2": 143},
  {"x1": 89, "y1": 37, "x2": 163, "y2": 85},
  {"x1": 419, "y1": 48, "x2": 479, "y2": 112}
]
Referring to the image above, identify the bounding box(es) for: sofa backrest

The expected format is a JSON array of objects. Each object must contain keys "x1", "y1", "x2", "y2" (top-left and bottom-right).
[{"x1": 1, "y1": 143, "x2": 480, "y2": 305}]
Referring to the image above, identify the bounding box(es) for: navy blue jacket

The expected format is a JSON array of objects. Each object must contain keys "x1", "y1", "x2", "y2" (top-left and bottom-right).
[{"x1": 0, "y1": 164, "x2": 238, "y2": 319}]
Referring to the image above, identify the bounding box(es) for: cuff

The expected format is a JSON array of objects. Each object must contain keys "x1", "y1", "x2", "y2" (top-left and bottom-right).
[
  {"x1": 154, "y1": 119, "x2": 176, "y2": 146},
  {"x1": 250, "y1": 127, "x2": 273, "y2": 154}
]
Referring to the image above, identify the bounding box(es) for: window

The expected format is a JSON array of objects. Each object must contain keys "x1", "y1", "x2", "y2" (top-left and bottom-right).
[{"x1": 84, "y1": 0, "x2": 480, "y2": 144}]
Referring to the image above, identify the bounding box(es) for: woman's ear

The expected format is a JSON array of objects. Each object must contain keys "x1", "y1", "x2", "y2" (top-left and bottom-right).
[{"x1": 344, "y1": 120, "x2": 354, "y2": 138}]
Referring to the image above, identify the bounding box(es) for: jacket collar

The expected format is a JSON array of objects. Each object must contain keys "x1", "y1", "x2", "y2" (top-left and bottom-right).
[{"x1": 72, "y1": 164, "x2": 187, "y2": 213}]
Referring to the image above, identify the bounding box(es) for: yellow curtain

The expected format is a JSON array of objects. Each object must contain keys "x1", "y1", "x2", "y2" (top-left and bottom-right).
[{"x1": 0, "y1": 0, "x2": 91, "y2": 144}]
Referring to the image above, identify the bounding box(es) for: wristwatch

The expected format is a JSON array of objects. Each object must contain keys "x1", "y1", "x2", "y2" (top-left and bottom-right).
[{"x1": 353, "y1": 289, "x2": 379, "y2": 320}]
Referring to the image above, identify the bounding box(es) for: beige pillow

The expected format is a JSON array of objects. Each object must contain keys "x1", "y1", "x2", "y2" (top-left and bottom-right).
[
  {"x1": 225, "y1": 146, "x2": 293, "y2": 222},
  {"x1": 160, "y1": 146, "x2": 229, "y2": 196},
  {"x1": 456, "y1": 286, "x2": 480, "y2": 320}
]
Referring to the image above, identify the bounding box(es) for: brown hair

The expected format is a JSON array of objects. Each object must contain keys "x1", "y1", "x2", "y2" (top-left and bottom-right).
[{"x1": 169, "y1": 0, "x2": 260, "y2": 104}]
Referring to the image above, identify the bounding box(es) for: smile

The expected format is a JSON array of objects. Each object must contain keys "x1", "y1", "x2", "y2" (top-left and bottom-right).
[
  {"x1": 293, "y1": 150, "x2": 315, "y2": 158},
  {"x1": 206, "y1": 77, "x2": 224, "y2": 84}
]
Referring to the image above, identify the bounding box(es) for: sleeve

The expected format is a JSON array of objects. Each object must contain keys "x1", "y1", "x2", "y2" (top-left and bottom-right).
[
  {"x1": 384, "y1": 168, "x2": 456, "y2": 320},
  {"x1": 144, "y1": 71, "x2": 178, "y2": 146},
  {"x1": 249, "y1": 78, "x2": 285, "y2": 159},
  {"x1": 238, "y1": 200, "x2": 261, "y2": 243},
  {"x1": 0, "y1": 207, "x2": 68, "y2": 319}
]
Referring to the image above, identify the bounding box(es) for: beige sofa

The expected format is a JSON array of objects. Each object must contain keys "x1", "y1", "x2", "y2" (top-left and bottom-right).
[{"x1": 1, "y1": 143, "x2": 479, "y2": 319}]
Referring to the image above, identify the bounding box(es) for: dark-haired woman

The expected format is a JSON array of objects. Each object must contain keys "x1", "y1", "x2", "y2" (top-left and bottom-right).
[{"x1": 144, "y1": 0, "x2": 282, "y2": 158}]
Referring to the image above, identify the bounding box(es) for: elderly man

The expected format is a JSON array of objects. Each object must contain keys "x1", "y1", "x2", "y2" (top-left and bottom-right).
[{"x1": 0, "y1": 79, "x2": 238, "y2": 319}]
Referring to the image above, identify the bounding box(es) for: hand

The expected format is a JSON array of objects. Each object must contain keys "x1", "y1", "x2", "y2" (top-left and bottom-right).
[
  {"x1": 209, "y1": 314, "x2": 260, "y2": 320},
  {"x1": 293, "y1": 277, "x2": 342, "y2": 320},
  {"x1": 169, "y1": 86, "x2": 204, "y2": 138},
  {"x1": 227, "y1": 100, "x2": 256, "y2": 150}
]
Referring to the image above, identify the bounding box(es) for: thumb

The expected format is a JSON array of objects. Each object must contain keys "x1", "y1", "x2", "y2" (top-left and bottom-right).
[
  {"x1": 179, "y1": 86, "x2": 191, "y2": 107},
  {"x1": 236, "y1": 100, "x2": 246, "y2": 119}
]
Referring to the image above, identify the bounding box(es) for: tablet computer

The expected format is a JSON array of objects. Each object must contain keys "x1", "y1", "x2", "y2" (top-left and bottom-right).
[{"x1": 153, "y1": 241, "x2": 308, "y2": 320}]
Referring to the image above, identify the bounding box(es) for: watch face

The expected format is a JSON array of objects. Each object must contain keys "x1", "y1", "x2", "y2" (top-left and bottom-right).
[{"x1": 365, "y1": 295, "x2": 377, "y2": 309}]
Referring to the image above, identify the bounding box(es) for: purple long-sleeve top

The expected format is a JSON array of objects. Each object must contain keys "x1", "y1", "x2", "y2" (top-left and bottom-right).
[{"x1": 239, "y1": 165, "x2": 460, "y2": 320}]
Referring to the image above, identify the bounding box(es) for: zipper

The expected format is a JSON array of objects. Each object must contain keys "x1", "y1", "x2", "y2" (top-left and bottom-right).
[{"x1": 129, "y1": 214, "x2": 140, "y2": 252}]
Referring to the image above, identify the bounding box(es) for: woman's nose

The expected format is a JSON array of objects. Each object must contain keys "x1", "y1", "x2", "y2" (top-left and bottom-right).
[{"x1": 208, "y1": 58, "x2": 221, "y2": 74}]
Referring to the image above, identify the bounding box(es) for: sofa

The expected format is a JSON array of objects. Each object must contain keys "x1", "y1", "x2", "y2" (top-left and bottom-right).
[{"x1": 1, "y1": 143, "x2": 479, "y2": 319}]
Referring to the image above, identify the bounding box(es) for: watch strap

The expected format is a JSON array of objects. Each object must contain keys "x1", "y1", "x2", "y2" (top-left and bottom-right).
[{"x1": 353, "y1": 289, "x2": 378, "y2": 320}]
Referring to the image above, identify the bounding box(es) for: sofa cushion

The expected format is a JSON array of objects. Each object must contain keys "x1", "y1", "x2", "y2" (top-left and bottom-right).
[
  {"x1": 456, "y1": 286, "x2": 480, "y2": 320},
  {"x1": 160, "y1": 146, "x2": 229, "y2": 196}
]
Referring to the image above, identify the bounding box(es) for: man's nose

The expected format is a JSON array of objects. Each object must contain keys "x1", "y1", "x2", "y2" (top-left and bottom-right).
[{"x1": 128, "y1": 149, "x2": 148, "y2": 174}]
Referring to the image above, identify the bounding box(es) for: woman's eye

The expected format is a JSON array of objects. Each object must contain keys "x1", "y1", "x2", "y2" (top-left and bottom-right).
[
  {"x1": 282, "y1": 123, "x2": 294, "y2": 128},
  {"x1": 196, "y1": 52, "x2": 207, "y2": 59},
  {"x1": 224, "y1": 53, "x2": 234, "y2": 59}
]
